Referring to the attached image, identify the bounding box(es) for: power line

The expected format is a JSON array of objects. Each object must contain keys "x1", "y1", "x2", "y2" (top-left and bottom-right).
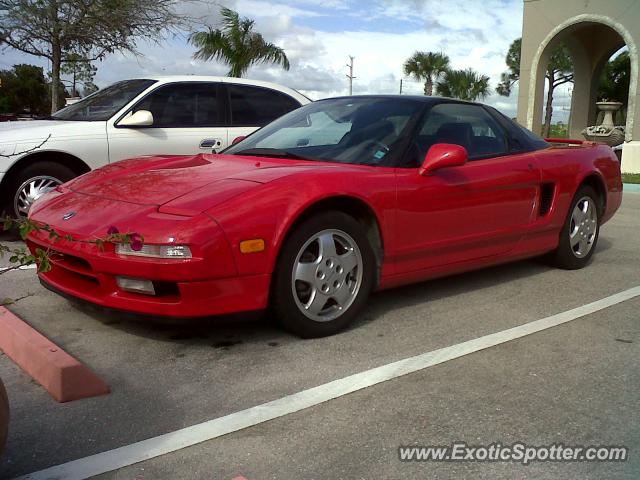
[
  {"x1": 346, "y1": 55, "x2": 355, "y2": 96},
  {"x1": 398, "y1": 78, "x2": 424, "y2": 95}
]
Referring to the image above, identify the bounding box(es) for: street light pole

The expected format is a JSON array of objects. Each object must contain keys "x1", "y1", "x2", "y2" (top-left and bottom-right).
[{"x1": 346, "y1": 56, "x2": 355, "y2": 95}]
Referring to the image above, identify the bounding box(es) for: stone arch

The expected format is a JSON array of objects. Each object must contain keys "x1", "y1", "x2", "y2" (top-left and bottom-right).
[{"x1": 525, "y1": 14, "x2": 638, "y2": 141}]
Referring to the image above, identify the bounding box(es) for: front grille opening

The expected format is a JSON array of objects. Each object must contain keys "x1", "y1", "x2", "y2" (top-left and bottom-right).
[
  {"x1": 152, "y1": 281, "x2": 180, "y2": 297},
  {"x1": 50, "y1": 251, "x2": 92, "y2": 272},
  {"x1": 47, "y1": 262, "x2": 99, "y2": 287},
  {"x1": 75, "y1": 273, "x2": 100, "y2": 285},
  {"x1": 539, "y1": 183, "x2": 555, "y2": 216}
]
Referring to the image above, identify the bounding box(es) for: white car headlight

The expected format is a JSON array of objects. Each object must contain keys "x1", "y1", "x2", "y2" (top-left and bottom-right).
[{"x1": 116, "y1": 243, "x2": 192, "y2": 259}]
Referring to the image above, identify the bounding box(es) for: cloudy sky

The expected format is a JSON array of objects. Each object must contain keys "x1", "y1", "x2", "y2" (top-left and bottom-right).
[{"x1": 0, "y1": 0, "x2": 575, "y2": 119}]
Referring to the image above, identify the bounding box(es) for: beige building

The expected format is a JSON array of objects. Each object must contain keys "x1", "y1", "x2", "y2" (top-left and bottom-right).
[{"x1": 517, "y1": 0, "x2": 640, "y2": 173}]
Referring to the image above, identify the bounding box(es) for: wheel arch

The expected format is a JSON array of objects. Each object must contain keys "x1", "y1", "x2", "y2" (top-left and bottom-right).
[
  {"x1": 1, "y1": 151, "x2": 91, "y2": 215},
  {"x1": 2, "y1": 150, "x2": 91, "y2": 189},
  {"x1": 273, "y1": 195, "x2": 385, "y2": 288},
  {"x1": 578, "y1": 172, "x2": 607, "y2": 215}
]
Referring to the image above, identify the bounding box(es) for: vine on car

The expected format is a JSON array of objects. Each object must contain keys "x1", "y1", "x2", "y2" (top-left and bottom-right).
[{"x1": 0, "y1": 217, "x2": 143, "y2": 276}]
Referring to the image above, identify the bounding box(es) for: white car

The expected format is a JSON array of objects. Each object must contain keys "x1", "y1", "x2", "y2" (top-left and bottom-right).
[{"x1": 0, "y1": 76, "x2": 310, "y2": 217}]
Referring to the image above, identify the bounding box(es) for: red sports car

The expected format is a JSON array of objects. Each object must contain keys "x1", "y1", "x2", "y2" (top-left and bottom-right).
[{"x1": 27, "y1": 96, "x2": 623, "y2": 337}]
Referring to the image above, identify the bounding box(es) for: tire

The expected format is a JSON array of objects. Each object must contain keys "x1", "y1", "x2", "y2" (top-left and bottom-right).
[
  {"x1": 3, "y1": 161, "x2": 76, "y2": 218},
  {"x1": 272, "y1": 211, "x2": 375, "y2": 338},
  {"x1": 0, "y1": 378, "x2": 8, "y2": 457},
  {"x1": 551, "y1": 185, "x2": 601, "y2": 270}
]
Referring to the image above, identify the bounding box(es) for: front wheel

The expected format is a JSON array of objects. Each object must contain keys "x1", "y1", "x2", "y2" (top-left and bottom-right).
[
  {"x1": 551, "y1": 185, "x2": 601, "y2": 270},
  {"x1": 272, "y1": 211, "x2": 375, "y2": 338},
  {"x1": 4, "y1": 162, "x2": 76, "y2": 218}
]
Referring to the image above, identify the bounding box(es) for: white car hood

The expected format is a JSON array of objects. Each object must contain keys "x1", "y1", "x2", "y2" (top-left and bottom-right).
[{"x1": 0, "y1": 120, "x2": 106, "y2": 143}]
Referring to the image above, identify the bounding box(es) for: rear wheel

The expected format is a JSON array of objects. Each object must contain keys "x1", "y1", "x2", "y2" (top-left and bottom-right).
[
  {"x1": 3, "y1": 162, "x2": 75, "y2": 218},
  {"x1": 551, "y1": 185, "x2": 600, "y2": 270},
  {"x1": 272, "y1": 211, "x2": 375, "y2": 338}
]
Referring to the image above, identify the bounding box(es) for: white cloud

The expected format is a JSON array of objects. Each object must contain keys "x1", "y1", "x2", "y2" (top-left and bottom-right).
[
  {"x1": 287, "y1": 0, "x2": 349, "y2": 9},
  {"x1": 2, "y1": 0, "x2": 530, "y2": 116},
  {"x1": 235, "y1": 0, "x2": 327, "y2": 18}
]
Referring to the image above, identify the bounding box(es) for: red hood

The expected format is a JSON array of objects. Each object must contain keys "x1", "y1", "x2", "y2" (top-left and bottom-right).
[{"x1": 66, "y1": 153, "x2": 335, "y2": 206}]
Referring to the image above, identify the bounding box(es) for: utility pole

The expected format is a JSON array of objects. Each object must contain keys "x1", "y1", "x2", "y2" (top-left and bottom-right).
[
  {"x1": 346, "y1": 55, "x2": 355, "y2": 95},
  {"x1": 399, "y1": 79, "x2": 403, "y2": 95}
]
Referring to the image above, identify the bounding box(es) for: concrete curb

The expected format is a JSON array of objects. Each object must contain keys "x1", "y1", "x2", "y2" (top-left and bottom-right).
[
  {"x1": 0, "y1": 307, "x2": 109, "y2": 403},
  {"x1": 623, "y1": 183, "x2": 640, "y2": 193}
]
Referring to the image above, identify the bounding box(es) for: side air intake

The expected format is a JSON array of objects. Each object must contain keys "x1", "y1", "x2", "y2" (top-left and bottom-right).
[{"x1": 539, "y1": 183, "x2": 555, "y2": 216}]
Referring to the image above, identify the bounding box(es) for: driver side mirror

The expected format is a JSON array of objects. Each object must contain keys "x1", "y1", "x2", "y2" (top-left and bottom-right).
[
  {"x1": 419, "y1": 143, "x2": 468, "y2": 176},
  {"x1": 118, "y1": 110, "x2": 154, "y2": 127}
]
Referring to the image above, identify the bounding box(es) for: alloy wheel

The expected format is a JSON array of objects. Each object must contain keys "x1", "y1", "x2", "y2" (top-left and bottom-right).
[
  {"x1": 569, "y1": 196, "x2": 598, "y2": 258},
  {"x1": 291, "y1": 229, "x2": 363, "y2": 322},
  {"x1": 14, "y1": 175, "x2": 62, "y2": 217}
]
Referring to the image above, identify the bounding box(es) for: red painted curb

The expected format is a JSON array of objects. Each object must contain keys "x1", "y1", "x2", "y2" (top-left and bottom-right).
[{"x1": 0, "y1": 307, "x2": 110, "y2": 403}]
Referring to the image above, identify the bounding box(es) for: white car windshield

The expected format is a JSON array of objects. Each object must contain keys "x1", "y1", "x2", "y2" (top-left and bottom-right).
[{"x1": 52, "y1": 79, "x2": 156, "y2": 121}]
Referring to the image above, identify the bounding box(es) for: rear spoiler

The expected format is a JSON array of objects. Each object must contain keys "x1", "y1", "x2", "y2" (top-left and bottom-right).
[{"x1": 545, "y1": 138, "x2": 598, "y2": 146}]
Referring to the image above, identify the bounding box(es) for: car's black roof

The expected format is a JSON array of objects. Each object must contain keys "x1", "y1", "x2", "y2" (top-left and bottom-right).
[
  {"x1": 317, "y1": 94, "x2": 480, "y2": 106},
  {"x1": 313, "y1": 94, "x2": 548, "y2": 152}
]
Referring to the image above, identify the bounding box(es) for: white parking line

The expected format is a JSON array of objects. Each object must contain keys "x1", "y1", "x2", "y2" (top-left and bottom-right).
[
  {"x1": 0, "y1": 264, "x2": 36, "y2": 272},
  {"x1": 16, "y1": 286, "x2": 640, "y2": 480}
]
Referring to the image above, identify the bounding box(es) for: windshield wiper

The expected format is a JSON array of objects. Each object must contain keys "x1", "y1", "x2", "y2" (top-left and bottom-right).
[{"x1": 233, "y1": 148, "x2": 315, "y2": 161}]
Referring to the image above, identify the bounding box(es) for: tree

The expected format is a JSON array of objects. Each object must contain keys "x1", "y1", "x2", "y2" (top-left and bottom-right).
[
  {"x1": 0, "y1": 64, "x2": 49, "y2": 115},
  {"x1": 598, "y1": 51, "x2": 630, "y2": 105},
  {"x1": 495, "y1": 38, "x2": 521, "y2": 97},
  {"x1": 0, "y1": 0, "x2": 190, "y2": 114},
  {"x1": 0, "y1": 68, "x2": 20, "y2": 114},
  {"x1": 497, "y1": 38, "x2": 574, "y2": 137},
  {"x1": 403, "y1": 51, "x2": 450, "y2": 96},
  {"x1": 61, "y1": 53, "x2": 97, "y2": 97},
  {"x1": 189, "y1": 7, "x2": 290, "y2": 78},
  {"x1": 48, "y1": 76, "x2": 68, "y2": 112},
  {"x1": 435, "y1": 68, "x2": 491, "y2": 101},
  {"x1": 83, "y1": 82, "x2": 99, "y2": 97}
]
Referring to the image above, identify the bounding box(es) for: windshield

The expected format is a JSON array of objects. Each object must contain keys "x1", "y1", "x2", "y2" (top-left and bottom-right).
[
  {"x1": 224, "y1": 97, "x2": 426, "y2": 166},
  {"x1": 52, "y1": 79, "x2": 156, "y2": 121}
]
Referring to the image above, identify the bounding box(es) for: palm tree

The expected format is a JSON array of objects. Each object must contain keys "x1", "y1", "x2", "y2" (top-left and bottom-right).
[
  {"x1": 189, "y1": 7, "x2": 290, "y2": 78},
  {"x1": 436, "y1": 68, "x2": 491, "y2": 101},
  {"x1": 403, "y1": 51, "x2": 450, "y2": 96}
]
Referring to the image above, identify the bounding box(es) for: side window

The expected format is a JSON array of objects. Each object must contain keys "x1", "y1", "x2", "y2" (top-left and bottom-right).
[
  {"x1": 490, "y1": 107, "x2": 549, "y2": 152},
  {"x1": 228, "y1": 85, "x2": 301, "y2": 127},
  {"x1": 133, "y1": 83, "x2": 221, "y2": 128},
  {"x1": 415, "y1": 103, "x2": 508, "y2": 160},
  {"x1": 485, "y1": 106, "x2": 525, "y2": 152}
]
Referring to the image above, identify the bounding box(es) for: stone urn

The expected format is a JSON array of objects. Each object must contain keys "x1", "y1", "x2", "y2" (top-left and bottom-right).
[
  {"x1": 596, "y1": 101, "x2": 623, "y2": 129},
  {"x1": 0, "y1": 377, "x2": 7, "y2": 457},
  {"x1": 582, "y1": 101, "x2": 625, "y2": 146}
]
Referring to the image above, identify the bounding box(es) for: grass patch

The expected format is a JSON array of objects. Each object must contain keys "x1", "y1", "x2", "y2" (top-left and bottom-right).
[
  {"x1": 622, "y1": 173, "x2": 640, "y2": 184},
  {"x1": 546, "y1": 124, "x2": 568, "y2": 138}
]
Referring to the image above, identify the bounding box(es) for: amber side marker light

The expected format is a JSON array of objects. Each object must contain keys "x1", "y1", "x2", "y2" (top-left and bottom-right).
[{"x1": 240, "y1": 239, "x2": 265, "y2": 253}]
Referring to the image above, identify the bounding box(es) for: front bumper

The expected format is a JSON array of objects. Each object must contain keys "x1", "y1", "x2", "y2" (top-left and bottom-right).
[{"x1": 27, "y1": 235, "x2": 270, "y2": 318}]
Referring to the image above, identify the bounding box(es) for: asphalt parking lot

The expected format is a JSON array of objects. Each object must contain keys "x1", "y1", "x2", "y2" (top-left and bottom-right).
[{"x1": 0, "y1": 192, "x2": 639, "y2": 480}]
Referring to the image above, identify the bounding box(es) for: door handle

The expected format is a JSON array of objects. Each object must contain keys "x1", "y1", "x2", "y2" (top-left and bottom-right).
[{"x1": 200, "y1": 139, "x2": 222, "y2": 149}]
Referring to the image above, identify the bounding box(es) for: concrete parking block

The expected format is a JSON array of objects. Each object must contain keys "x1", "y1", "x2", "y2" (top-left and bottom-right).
[{"x1": 0, "y1": 307, "x2": 109, "y2": 403}]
